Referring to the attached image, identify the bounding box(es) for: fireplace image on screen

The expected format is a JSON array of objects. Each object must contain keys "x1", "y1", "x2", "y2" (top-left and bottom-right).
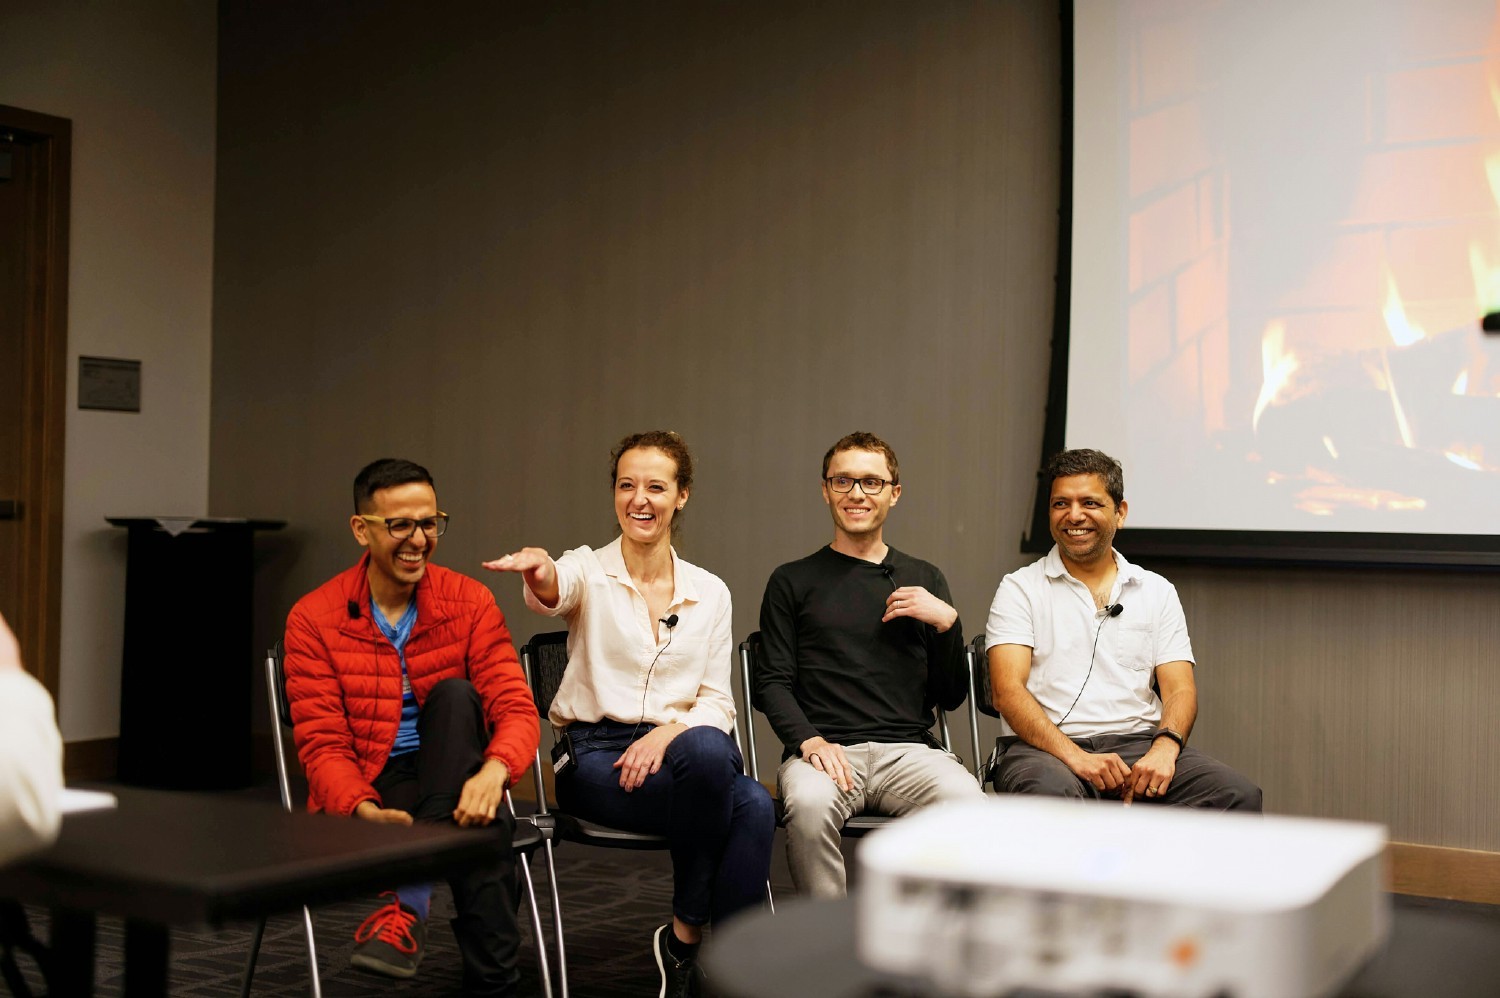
[{"x1": 1068, "y1": 0, "x2": 1500, "y2": 547}]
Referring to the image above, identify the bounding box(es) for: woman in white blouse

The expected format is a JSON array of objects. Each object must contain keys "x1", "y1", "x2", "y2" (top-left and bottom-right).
[{"x1": 485, "y1": 431, "x2": 773, "y2": 993}]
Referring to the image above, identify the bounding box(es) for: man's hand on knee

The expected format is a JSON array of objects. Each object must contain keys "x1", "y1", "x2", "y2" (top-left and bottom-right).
[
  {"x1": 354, "y1": 800, "x2": 414, "y2": 825},
  {"x1": 799, "y1": 736, "x2": 853, "y2": 793},
  {"x1": 454, "y1": 758, "x2": 510, "y2": 827},
  {"x1": 1065, "y1": 750, "x2": 1130, "y2": 793},
  {"x1": 1121, "y1": 743, "x2": 1178, "y2": 805}
]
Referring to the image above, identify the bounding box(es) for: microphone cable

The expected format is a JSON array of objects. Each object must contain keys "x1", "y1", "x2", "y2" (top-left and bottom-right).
[
  {"x1": 629, "y1": 613, "x2": 678, "y2": 743},
  {"x1": 1056, "y1": 603, "x2": 1123, "y2": 727}
]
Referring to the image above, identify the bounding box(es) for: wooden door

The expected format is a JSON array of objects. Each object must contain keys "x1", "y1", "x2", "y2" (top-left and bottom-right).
[{"x1": 0, "y1": 105, "x2": 70, "y2": 695}]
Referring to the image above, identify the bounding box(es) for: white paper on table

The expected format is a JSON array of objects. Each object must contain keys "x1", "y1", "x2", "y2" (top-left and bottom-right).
[{"x1": 59, "y1": 787, "x2": 119, "y2": 813}]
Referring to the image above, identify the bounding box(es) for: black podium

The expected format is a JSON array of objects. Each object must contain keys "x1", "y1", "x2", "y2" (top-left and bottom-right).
[{"x1": 108, "y1": 517, "x2": 285, "y2": 790}]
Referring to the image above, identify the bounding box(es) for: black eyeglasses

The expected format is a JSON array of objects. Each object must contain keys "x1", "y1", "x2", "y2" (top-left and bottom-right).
[
  {"x1": 358, "y1": 513, "x2": 449, "y2": 539},
  {"x1": 824, "y1": 476, "x2": 894, "y2": 495}
]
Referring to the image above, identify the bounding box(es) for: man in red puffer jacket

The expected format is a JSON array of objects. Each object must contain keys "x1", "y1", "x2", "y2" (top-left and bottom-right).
[{"x1": 284, "y1": 458, "x2": 538, "y2": 997}]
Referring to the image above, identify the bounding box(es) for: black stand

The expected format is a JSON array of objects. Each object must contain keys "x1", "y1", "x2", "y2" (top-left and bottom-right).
[{"x1": 108, "y1": 517, "x2": 284, "y2": 790}]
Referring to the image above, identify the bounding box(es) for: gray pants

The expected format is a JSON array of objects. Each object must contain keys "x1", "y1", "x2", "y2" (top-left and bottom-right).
[
  {"x1": 778, "y1": 741, "x2": 984, "y2": 899},
  {"x1": 994, "y1": 731, "x2": 1262, "y2": 811}
]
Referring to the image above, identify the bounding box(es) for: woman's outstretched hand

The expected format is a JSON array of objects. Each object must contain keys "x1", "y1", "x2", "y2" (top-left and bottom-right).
[{"x1": 482, "y1": 547, "x2": 559, "y2": 606}]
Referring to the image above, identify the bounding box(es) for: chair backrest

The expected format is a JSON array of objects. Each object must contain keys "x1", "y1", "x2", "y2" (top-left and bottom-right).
[
  {"x1": 969, "y1": 634, "x2": 999, "y2": 719},
  {"x1": 737, "y1": 630, "x2": 960, "y2": 784},
  {"x1": 264, "y1": 642, "x2": 296, "y2": 812},
  {"x1": 737, "y1": 633, "x2": 764, "y2": 783},
  {"x1": 518, "y1": 630, "x2": 572, "y2": 813},
  {"x1": 520, "y1": 630, "x2": 570, "y2": 720},
  {"x1": 266, "y1": 640, "x2": 294, "y2": 728}
]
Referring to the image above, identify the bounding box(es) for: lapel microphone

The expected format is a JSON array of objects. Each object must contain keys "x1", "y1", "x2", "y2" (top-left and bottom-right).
[{"x1": 661, "y1": 614, "x2": 679, "y2": 628}]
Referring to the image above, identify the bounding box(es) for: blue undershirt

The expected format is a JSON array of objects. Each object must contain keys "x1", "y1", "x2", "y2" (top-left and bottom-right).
[{"x1": 371, "y1": 595, "x2": 420, "y2": 757}]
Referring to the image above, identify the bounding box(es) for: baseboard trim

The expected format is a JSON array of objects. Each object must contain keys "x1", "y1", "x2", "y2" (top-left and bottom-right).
[
  {"x1": 63, "y1": 737, "x2": 118, "y2": 782},
  {"x1": 1389, "y1": 842, "x2": 1500, "y2": 904}
]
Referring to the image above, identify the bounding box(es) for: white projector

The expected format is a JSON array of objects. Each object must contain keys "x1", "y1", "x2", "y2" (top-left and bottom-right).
[{"x1": 857, "y1": 797, "x2": 1388, "y2": 998}]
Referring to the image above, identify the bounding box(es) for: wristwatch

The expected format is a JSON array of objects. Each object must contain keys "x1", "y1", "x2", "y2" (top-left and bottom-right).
[{"x1": 1153, "y1": 726, "x2": 1186, "y2": 750}]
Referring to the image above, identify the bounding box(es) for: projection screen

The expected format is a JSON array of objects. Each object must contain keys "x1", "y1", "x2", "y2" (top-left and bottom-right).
[{"x1": 1053, "y1": 0, "x2": 1500, "y2": 565}]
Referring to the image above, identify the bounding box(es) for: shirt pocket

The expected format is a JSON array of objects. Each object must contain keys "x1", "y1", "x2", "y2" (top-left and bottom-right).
[{"x1": 1114, "y1": 623, "x2": 1156, "y2": 671}]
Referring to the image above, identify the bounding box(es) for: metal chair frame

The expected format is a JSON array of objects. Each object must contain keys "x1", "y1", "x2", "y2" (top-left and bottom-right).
[{"x1": 967, "y1": 633, "x2": 999, "y2": 784}]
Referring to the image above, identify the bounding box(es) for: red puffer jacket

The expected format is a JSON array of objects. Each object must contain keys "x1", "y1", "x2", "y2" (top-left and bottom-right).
[{"x1": 283, "y1": 554, "x2": 539, "y2": 817}]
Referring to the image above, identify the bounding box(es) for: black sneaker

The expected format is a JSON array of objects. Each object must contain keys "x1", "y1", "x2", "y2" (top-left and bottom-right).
[
  {"x1": 652, "y1": 924, "x2": 698, "y2": 998},
  {"x1": 351, "y1": 892, "x2": 425, "y2": 979}
]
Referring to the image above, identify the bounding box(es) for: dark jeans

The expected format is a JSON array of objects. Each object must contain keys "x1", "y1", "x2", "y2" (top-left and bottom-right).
[
  {"x1": 556, "y1": 720, "x2": 775, "y2": 927},
  {"x1": 994, "y1": 731, "x2": 1262, "y2": 811},
  {"x1": 373, "y1": 678, "x2": 520, "y2": 997}
]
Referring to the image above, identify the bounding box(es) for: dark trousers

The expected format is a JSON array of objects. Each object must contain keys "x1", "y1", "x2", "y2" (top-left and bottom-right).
[
  {"x1": 557, "y1": 720, "x2": 775, "y2": 927},
  {"x1": 994, "y1": 731, "x2": 1262, "y2": 811},
  {"x1": 373, "y1": 678, "x2": 520, "y2": 997}
]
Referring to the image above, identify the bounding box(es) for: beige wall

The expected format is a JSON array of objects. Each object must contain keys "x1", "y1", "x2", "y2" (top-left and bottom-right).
[
  {"x1": 0, "y1": 1, "x2": 218, "y2": 741},
  {"x1": 208, "y1": 1, "x2": 1498, "y2": 852},
  {"x1": 210, "y1": 0, "x2": 1058, "y2": 783}
]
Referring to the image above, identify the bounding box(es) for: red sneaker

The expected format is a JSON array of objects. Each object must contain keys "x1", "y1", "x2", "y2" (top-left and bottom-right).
[{"x1": 351, "y1": 891, "x2": 425, "y2": 979}]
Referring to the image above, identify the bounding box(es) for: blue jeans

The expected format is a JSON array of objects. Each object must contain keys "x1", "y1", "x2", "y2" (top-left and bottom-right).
[{"x1": 556, "y1": 720, "x2": 774, "y2": 926}]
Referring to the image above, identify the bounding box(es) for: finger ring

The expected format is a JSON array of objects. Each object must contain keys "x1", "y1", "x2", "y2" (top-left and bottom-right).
[{"x1": 1148, "y1": 786, "x2": 1159, "y2": 795}]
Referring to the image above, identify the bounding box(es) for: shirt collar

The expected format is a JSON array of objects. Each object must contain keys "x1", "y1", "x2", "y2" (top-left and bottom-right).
[
  {"x1": 599, "y1": 536, "x2": 700, "y2": 606},
  {"x1": 1043, "y1": 544, "x2": 1144, "y2": 587}
]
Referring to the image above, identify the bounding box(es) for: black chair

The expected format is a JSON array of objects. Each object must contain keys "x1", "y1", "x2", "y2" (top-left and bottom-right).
[
  {"x1": 968, "y1": 633, "x2": 1000, "y2": 783},
  {"x1": 736, "y1": 631, "x2": 963, "y2": 839},
  {"x1": 520, "y1": 628, "x2": 772, "y2": 998},
  {"x1": 243, "y1": 644, "x2": 554, "y2": 998},
  {"x1": 240, "y1": 643, "x2": 323, "y2": 997}
]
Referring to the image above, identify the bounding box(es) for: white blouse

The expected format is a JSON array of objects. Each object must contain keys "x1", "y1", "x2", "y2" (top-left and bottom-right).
[{"x1": 523, "y1": 537, "x2": 736, "y2": 733}]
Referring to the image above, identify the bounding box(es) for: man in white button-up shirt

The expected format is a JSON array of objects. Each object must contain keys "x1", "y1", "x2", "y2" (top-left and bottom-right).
[{"x1": 985, "y1": 449, "x2": 1260, "y2": 809}]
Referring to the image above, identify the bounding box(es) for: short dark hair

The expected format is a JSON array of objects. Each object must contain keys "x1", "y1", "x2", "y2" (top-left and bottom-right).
[
  {"x1": 1042, "y1": 448, "x2": 1124, "y2": 506},
  {"x1": 353, "y1": 458, "x2": 434, "y2": 513},
  {"x1": 822, "y1": 431, "x2": 900, "y2": 484},
  {"x1": 610, "y1": 431, "x2": 694, "y2": 524}
]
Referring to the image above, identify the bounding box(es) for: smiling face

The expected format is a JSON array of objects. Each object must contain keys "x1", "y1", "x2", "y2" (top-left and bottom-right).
[
  {"x1": 1048, "y1": 473, "x2": 1127, "y2": 569},
  {"x1": 351, "y1": 480, "x2": 440, "y2": 595},
  {"x1": 822, "y1": 447, "x2": 901, "y2": 545},
  {"x1": 613, "y1": 446, "x2": 686, "y2": 548}
]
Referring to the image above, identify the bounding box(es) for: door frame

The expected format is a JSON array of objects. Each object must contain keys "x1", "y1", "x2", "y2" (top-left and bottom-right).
[{"x1": 1, "y1": 103, "x2": 70, "y2": 699}]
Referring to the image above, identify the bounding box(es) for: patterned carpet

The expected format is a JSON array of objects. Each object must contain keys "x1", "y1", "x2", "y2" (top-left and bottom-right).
[{"x1": 8, "y1": 829, "x2": 801, "y2": 997}]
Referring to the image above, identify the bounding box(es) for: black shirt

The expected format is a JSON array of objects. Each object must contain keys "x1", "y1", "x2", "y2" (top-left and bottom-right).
[{"x1": 754, "y1": 544, "x2": 968, "y2": 756}]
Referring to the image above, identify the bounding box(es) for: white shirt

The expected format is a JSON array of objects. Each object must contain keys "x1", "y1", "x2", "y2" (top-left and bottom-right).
[
  {"x1": 0, "y1": 666, "x2": 64, "y2": 865},
  {"x1": 985, "y1": 546, "x2": 1194, "y2": 738},
  {"x1": 523, "y1": 537, "x2": 736, "y2": 733}
]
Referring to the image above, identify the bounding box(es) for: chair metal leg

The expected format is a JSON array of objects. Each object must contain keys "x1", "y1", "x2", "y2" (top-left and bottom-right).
[
  {"x1": 540, "y1": 837, "x2": 569, "y2": 998},
  {"x1": 516, "y1": 851, "x2": 554, "y2": 998},
  {"x1": 238, "y1": 917, "x2": 266, "y2": 997},
  {"x1": 764, "y1": 879, "x2": 776, "y2": 914},
  {"x1": 299, "y1": 906, "x2": 322, "y2": 998}
]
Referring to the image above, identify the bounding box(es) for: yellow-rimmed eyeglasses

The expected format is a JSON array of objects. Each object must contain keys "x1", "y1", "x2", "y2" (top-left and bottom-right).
[
  {"x1": 358, "y1": 513, "x2": 449, "y2": 539},
  {"x1": 823, "y1": 476, "x2": 894, "y2": 495}
]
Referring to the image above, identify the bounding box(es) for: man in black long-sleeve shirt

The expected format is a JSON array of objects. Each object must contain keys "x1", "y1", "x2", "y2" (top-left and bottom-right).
[{"x1": 754, "y1": 432, "x2": 982, "y2": 898}]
